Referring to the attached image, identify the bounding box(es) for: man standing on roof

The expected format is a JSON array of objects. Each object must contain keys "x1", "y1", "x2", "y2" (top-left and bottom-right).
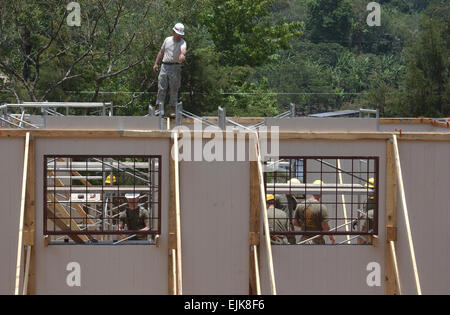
[
  {"x1": 119, "y1": 193, "x2": 150, "y2": 241},
  {"x1": 293, "y1": 180, "x2": 335, "y2": 245},
  {"x1": 153, "y1": 23, "x2": 187, "y2": 116}
]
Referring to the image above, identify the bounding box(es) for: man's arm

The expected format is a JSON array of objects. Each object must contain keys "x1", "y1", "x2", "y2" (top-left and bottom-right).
[
  {"x1": 179, "y1": 44, "x2": 187, "y2": 63},
  {"x1": 292, "y1": 204, "x2": 302, "y2": 227},
  {"x1": 153, "y1": 49, "x2": 164, "y2": 72},
  {"x1": 321, "y1": 221, "x2": 335, "y2": 244},
  {"x1": 140, "y1": 210, "x2": 151, "y2": 231}
]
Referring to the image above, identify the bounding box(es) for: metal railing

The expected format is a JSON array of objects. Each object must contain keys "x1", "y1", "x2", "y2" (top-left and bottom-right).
[{"x1": 0, "y1": 102, "x2": 113, "y2": 129}]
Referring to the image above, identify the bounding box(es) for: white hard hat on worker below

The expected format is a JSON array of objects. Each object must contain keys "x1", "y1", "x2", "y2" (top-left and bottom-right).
[
  {"x1": 125, "y1": 193, "x2": 140, "y2": 199},
  {"x1": 173, "y1": 23, "x2": 185, "y2": 36}
]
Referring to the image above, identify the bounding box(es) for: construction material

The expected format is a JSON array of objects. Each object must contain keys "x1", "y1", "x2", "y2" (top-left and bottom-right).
[
  {"x1": 392, "y1": 135, "x2": 422, "y2": 295},
  {"x1": 22, "y1": 245, "x2": 32, "y2": 295},
  {"x1": 389, "y1": 241, "x2": 402, "y2": 295},
  {"x1": 15, "y1": 132, "x2": 31, "y2": 295},
  {"x1": 253, "y1": 133, "x2": 277, "y2": 295},
  {"x1": 169, "y1": 133, "x2": 183, "y2": 295},
  {"x1": 252, "y1": 245, "x2": 261, "y2": 295},
  {"x1": 265, "y1": 183, "x2": 373, "y2": 195},
  {"x1": 385, "y1": 139, "x2": 399, "y2": 295},
  {"x1": 249, "y1": 161, "x2": 261, "y2": 295},
  {"x1": 169, "y1": 249, "x2": 177, "y2": 295},
  {"x1": 337, "y1": 159, "x2": 350, "y2": 243}
]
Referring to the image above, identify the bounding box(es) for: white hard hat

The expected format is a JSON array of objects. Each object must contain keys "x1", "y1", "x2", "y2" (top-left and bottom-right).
[
  {"x1": 125, "y1": 193, "x2": 140, "y2": 199},
  {"x1": 173, "y1": 23, "x2": 185, "y2": 36}
]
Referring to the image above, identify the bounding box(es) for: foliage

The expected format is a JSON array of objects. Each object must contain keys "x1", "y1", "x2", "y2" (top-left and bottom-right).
[
  {"x1": 201, "y1": 0, "x2": 304, "y2": 67},
  {"x1": 0, "y1": 0, "x2": 448, "y2": 118}
]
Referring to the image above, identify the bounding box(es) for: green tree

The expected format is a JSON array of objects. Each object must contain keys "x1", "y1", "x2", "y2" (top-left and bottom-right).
[
  {"x1": 201, "y1": 0, "x2": 303, "y2": 67},
  {"x1": 223, "y1": 78, "x2": 279, "y2": 116},
  {"x1": 396, "y1": 16, "x2": 449, "y2": 117},
  {"x1": 306, "y1": 0, "x2": 353, "y2": 44}
]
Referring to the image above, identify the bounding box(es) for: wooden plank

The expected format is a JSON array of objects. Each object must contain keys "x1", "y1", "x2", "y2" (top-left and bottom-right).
[
  {"x1": 23, "y1": 136, "x2": 35, "y2": 246},
  {"x1": 168, "y1": 135, "x2": 177, "y2": 295},
  {"x1": 22, "y1": 246, "x2": 32, "y2": 295},
  {"x1": 24, "y1": 135, "x2": 35, "y2": 295},
  {"x1": 46, "y1": 186, "x2": 151, "y2": 192},
  {"x1": 2, "y1": 128, "x2": 450, "y2": 141},
  {"x1": 249, "y1": 161, "x2": 261, "y2": 294},
  {"x1": 169, "y1": 133, "x2": 183, "y2": 295},
  {"x1": 15, "y1": 132, "x2": 31, "y2": 295},
  {"x1": 0, "y1": 129, "x2": 172, "y2": 139},
  {"x1": 389, "y1": 241, "x2": 403, "y2": 295},
  {"x1": 392, "y1": 135, "x2": 422, "y2": 295},
  {"x1": 46, "y1": 207, "x2": 87, "y2": 244},
  {"x1": 173, "y1": 133, "x2": 183, "y2": 295},
  {"x1": 253, "y1": 133, "x2": 277, "y2": 295},
  {"x1": 252, "y1": 245, "x2": 261, "y2": 295},
  {"x1": 385, "y1": 139, "x2": 398, "y2": 295},
  {"x1": 47, "y1": 193, "x2": 89, "y2": 243},
  {"x1": 168, "y1": 249, "x2": 177, "y2": 295},
  {"x1": 380, "y1": 118, "x2": 434, "y2": 125},
  {"x1": 397, "y1": 133, "x2": 450, "y2": 141},
  {"x1": 1, "y1": 128, "x2": 450, "y2": 142},
  {"x1": 47, "y1": 171, "x2": 96, "y2": 228}
]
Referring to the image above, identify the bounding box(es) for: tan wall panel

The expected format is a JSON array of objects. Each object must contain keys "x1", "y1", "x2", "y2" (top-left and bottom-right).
[
  {"x1": 396, "y1": 141, "x2": 450, "y2": 294},
  {"x1": 265, "y1": 118, "x2": 378, "y2": 132},
  {"x1": 180, "y1": 161, "x2": 250, "y2": 294},
  {"x1": 260, "y1": 140, "x2": 386, "y2": 294},
  {"x1": 0, "y1": 139, "x2": 24, "y2": 294},
  {"x1": 45, "y1": 116, "x2": 161, "y2": 130},
  {"x1": 34, "y1": 138, "x2": 170, "y2": 294}
]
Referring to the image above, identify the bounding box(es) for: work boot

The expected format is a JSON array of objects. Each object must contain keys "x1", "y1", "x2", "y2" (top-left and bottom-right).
[{"x1": 168, "y1": 102, "x2": 182, "y2": 118}]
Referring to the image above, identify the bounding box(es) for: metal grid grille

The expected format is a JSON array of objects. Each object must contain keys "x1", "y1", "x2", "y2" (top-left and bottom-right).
[
  {"x1": 44, "y1": 155, "x2": 161, "y2": 244},
  {"x1": 264, "y1": 157, "x2": 379, "y2": 245}
]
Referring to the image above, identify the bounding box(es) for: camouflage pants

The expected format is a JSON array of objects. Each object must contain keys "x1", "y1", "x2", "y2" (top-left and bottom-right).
[{"x1": 156, "y1": 64, "x2": 182, "y2": 107}]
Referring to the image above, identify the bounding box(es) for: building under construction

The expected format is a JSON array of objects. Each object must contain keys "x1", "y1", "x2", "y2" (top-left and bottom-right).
[{"x1": 1, "y1": 102, "x2": 449, "y2": 295}]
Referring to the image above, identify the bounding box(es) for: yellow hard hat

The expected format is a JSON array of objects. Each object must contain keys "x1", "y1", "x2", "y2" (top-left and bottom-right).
[
  {"x1": 266, "y1": 194, "x2": 275, "y2": 202},
  {"x1": 105, "y1": 175, "x2": 116, "y2": 184},
  {"x1": 313, "y1": 180, "x2": 324, "y2": 185},
  {"x1": 287, "y1": 178, "x2": 301, "y2": 185},
  {"x1": 365, "y1": 177, "x2": 375, "y2": 189}
]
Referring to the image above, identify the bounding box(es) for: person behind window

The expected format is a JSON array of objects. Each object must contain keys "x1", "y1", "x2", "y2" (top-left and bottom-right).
[
  {"x1": 275, "y1": 178, "x2": 305, "y2": 244},
  {"x1": 359, "y1": 177, "x2": 375, "y2": 244},
  {"x1": 266, "y1": 194, "x2": 289, "y2": 245},
  {"x1": 119, "y1": 193, "x2": 150, "y2": 241},
  {"x1": 293, "y1": 180, "x2": 335, "y2": 245}
]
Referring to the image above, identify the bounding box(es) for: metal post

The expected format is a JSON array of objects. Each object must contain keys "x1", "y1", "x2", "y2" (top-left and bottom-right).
[
  {"x1": 148, "y1": 105, "x2": 155, "y2": 117},
  {"x1": 159, "y1": 103, "x2": 165, "y2": 130},
  {"x1": 175, "y1": 102, "x2": 183, "y2": 127},
  {"x1": 110, "y1": 102, "x2": 114, "y2": 116},
  {"x1": 4, "y1": 105, "x2": 8, "y2": 128},
  {"x1": 218, "y1": 106, "x2": 226, "y2": 130},
  {"x1": 41, "y1": 106, "x2": 47, "y2": 128},
  {"x1": 376, "y1": 109, "x2": 380, "y2": 130},
  {"x1": 290, "y1": 103, "x2": 296, "y2": 118}
]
